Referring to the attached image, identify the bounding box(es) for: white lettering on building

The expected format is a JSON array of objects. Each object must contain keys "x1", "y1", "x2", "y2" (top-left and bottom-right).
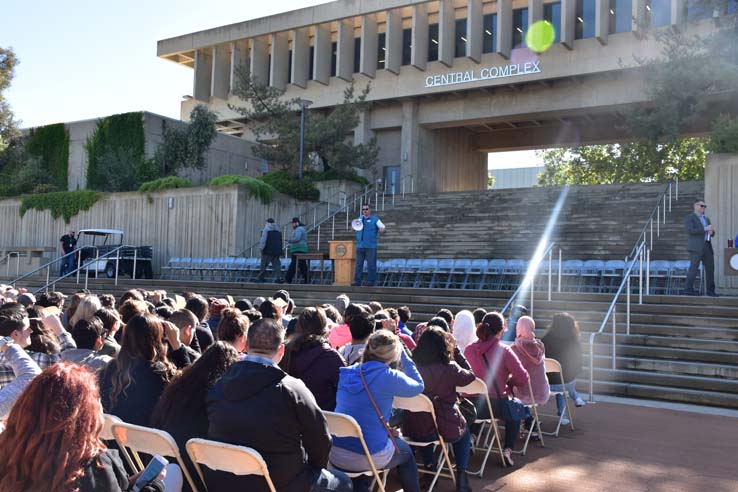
[{"x1": 424, "y1": 61, "x2": 542, "y2": 88}]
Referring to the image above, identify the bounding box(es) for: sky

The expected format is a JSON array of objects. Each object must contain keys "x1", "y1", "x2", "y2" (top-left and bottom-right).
[{"x1": 2, "y1": 0, "x2": 540, "y2": 169}]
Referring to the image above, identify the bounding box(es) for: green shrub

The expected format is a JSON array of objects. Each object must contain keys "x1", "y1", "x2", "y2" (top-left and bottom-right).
[
  {"x1": 25, "y1": 123, "x2": 69, "y2": 190},
  {"x1": 209, "y1": 175, "x2": 276, "y2": 204},
  {"x1": 709, "y1": 114, "x2": 738, "y2": 154},
  {"x1": 85, "y1": 112, "x2": 146, "y2": 191},
  {"x1": 19, "y1": 190, "x2": 102, "y2": 223},
  {"x1": 138, "y1": 176, "x2": 194, "y2": 193},
  {"x1": 257, "y1": 171, "x2": 320, "y2": 201}
]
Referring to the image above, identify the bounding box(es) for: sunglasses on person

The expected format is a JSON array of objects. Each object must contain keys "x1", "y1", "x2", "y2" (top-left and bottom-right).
[{"x1": 698, "y1": 204, "x2": 706, "y2": 209}]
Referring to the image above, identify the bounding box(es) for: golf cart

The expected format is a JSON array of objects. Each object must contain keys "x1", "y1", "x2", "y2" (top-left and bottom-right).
[{"x1": 75, "y1": 229, "x2": 153, "y2": 279}]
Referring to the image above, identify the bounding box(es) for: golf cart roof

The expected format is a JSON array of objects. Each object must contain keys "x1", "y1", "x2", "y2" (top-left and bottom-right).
[{"x1": 77, "y1": 229, "x2": 124, "y2": 236}]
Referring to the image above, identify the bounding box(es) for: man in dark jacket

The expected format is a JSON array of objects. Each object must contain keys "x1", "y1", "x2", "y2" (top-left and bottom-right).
[
  {"x1": 257, "y1": 218, "x2": 284, "y2": 283},
  {"x1": 684, "y1": 198, "x2": 717, "y2": 296},
  {"x1": 206, "y1": 318, "x2": 352, "y2": 492}
]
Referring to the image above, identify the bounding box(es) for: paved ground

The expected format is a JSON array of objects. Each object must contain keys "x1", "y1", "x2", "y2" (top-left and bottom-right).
[{"x1": 389, "y1": 399, "x2": 738, "y2": 492}]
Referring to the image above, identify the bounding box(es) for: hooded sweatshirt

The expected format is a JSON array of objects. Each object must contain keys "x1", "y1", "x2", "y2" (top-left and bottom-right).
[
  {"x1": 463, "y1": 336, "x2": 529, "y2": 400},
  {"x1": 207, "y1": 360, "x2": 331, "y2": 492},
  {"x1": 333, "y1": 350, "x2": 424, "y2": 455},
  {"x1": 511, "y1": 339, "x2": 550, "y2": 405},
  {"x1": 259, "y1": 222, "x2": 282, "y2": 255},
  {"x1": 281, "y1": 339, "x2": 345, "y2": 411}
]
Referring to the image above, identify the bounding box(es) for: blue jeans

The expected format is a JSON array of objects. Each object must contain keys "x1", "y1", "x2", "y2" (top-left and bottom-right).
[
  {"x1": 309, "y1": 468, "x2": 353, "y2": 492},
  {"x1": 354, "y1": 248, "x2": 378, "y2": 285},
  {"x1": 60, "y1": 253, "x2": 76, "y2": 276},
  {"x1": 352, "y1": 438, "x2": 418, "y2": 492},
  {"x1": 470, "y1": 397, "x2": 521, "y2": 450},
  {"x1": 417, "y1": 427, "x2": 472, "y2": 471},
  {"x1": 549, "y1": 380, "x2": 581, "y2": 416}
]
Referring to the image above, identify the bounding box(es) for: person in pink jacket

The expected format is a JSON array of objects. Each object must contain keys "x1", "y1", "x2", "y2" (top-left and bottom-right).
[
  {"x1": 464, "y1": 312, "x2": 529, "y2": 466},
  {"x1": 510, "y1": 316, "x2": 550, "y2": 406}
]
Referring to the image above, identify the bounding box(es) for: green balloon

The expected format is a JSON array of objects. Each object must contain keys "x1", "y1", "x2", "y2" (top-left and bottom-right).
[{"x1": 526, "y1": 20, "x2": 556, "y2": 53}]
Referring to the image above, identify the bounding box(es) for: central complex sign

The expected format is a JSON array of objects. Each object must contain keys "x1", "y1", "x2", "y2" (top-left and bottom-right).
[{"x1": 424, "y1": 61, "x2": 542, "y2": 88}]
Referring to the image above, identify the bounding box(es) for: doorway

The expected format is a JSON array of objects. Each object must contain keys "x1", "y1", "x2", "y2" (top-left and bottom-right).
[{"x1": 383, "y1": 166, "x2": 401, "y2": 195}]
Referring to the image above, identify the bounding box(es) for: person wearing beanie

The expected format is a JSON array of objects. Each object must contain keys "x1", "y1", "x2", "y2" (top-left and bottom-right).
[{"x1": 285, "y1": 217, "x2": 310, "y2": 284}]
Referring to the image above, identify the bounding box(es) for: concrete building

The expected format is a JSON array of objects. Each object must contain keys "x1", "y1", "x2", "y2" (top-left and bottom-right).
[
  {"x1": 490, "y1": 165, "x2": 543, "y2": 188},
  {"x1": 157, "y1": 0, "x2": 733, "y2": 194}
]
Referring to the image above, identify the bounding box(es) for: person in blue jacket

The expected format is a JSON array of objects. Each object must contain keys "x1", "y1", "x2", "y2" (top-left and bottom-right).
[
  {"x1": 353, "y1": 204, "x2": 386, "y2": 287},
  {"x1": 330, "y1": 330, "x2": 423, "y2": 492}
]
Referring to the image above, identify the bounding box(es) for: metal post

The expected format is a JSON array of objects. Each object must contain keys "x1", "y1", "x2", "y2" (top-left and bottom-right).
[
  {"x1": 46, "y1": 265, "x2": 50, "y2": 289},
  {"x1": 663, "y1": 194, "x2": 666, "y2": 224},
  {"x1": 402, "y1": 181, "x2": 406, "y2": 198},
  {"x1": 639, "y1": 247, "x2": 643, "y2": 304},
  {"x1": 589, "y1": 337, "x2": 595, "y2": 403},
  {"x1": 392, "y1": 191, "x2": 395, "y2": 206},
  {"x1": 332, "y1": 215, "x2": 335, "y2": 240},
  {"x1": 115, "y1": 252, "x2": 120, "y2": 286},
  {"x1": 76, "y1": 252, "x2": 82, "y2": 283},
  {"x1": 558, "y1": 248, "x2": 562, "y2": 292},
  {"x1": 626, "y1": 275, "x2": 631, "y2": 335},
  {"x1": 375, "y1": 190, "x2": 378, "y2": 207},
  {"x1": 411, "y1": 177, "x2": 414, "y2": 194},
  {"x1": 382, "y1": 192, "x2": 385, "y2": 211},
  {"x1": 676, "y1": 175, "x2": 679, "y2": 200},
  {"x1": 669, "y1": 183, "x2": 672, "y2": 212},
  {"x1": 650, "y1": 218, "x2": 653, "y2": 251},
  {"x1": 548, "y1": 248, "x2": 553, "y2": 301},
  {"x1": 346, "y1": 203, "x2": 349, "y2": 230},
  {"x1": 611, "y1": 306, "x2": 617, "y2": 370},
  {"x1": 530, "y1": 274, "x2": 535, "y2": 317},
  {"x1": 132, "y1": 249, "x2": 137, "y2": 281},
  {"x1": 313, "y1": 208, "x2": 317, "y2": 227},
  {"x1": 317, "y1": 226, "x2": 321, "y2": 251},
  {"x1": 657, "y1": 207, "x2": 660, "y2": 237},
  {"x1": 646, "y1": 248, "x2": 650, "y2": 296},
  {"x1": 299, "y1": 105, "x2": 306, "y2": 179}
]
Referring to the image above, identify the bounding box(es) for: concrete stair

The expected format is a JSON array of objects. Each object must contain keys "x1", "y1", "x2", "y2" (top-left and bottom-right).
[
  {"x1": 11, "y1": 275, "x2": 738, "y2": 410},
  {"x1": 310, "y1": 181, "x2": 703, "y2": 261}
]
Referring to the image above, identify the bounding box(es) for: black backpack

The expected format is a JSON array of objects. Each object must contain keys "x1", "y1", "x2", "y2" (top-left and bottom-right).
[{"x1": 264, "y1": 229, "x2": 283, "y2": 256}]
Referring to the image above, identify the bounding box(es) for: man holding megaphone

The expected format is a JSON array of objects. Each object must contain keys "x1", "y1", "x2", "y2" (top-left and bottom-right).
[{"x1": 352, "y1": 204, "x2": 386, "y2": 287}]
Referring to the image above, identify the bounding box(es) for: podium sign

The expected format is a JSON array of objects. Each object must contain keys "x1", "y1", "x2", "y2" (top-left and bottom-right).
[
  {"x1": 330, "y1": 241, "x2": 356, "y2": 286},
  {"x1": 724, "y1": 248, "x2": 738, "y2": 276}
]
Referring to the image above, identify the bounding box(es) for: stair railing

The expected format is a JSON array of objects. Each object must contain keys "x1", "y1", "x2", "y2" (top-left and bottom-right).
[
  {"x1": 1, "y1": 252, "x2": 21, "y2": 278},
  {"x1": 501, "y1": 241, "x2": 562, "y2": 318}
]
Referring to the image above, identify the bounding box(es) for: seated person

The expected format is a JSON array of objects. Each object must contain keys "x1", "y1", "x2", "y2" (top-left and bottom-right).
[
  {"x1": 338, "y1": 311, "x2": 375, "y2": 365},
  {"x1": 61, "y1": 317, "x2": 113, "y2": 372}
]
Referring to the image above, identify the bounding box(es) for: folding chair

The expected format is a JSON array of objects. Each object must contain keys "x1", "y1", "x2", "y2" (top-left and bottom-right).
[
  {"x1": 502, "y1": 260, "x2": 525, "y2": 291},
  {"x1": 464, "y1": 259, "x2": 488, "y2": 289},
  {"x1": 540, "y1": 358, "x2": 575, "y2": 437},
  {"x1": 161, "y1": 258, "x2": 180, "y2": 280},
  {"x1": 580, "y1": 260, "x2": 605, "y2": 293},
  {"x1": 186, "y1": 438, "x2": 276, "y2": 492},
  {"x1": 429, "y1": 259, "x2": 454, "y2": 288},
  {"x1": 561, "y1": 260, "x2": 583, "y2": 292},
  {"x1": 111, "y1": 421, "x2": 200, "y2": 492},
  {"x1": 482, "y1": 259, "x2": 506, "y2": 290},
  {"x1": 649, "y1": 260, "x2": 672, "y2": 295},
  {"x1": 324, "y1": 411, "x2": 389, "y2": 492},
  {"x1": 416, "y1": 259, "x2": 440, "y2": 288},
  {"x1": 669, "y1": 260, "x2": 690, "y2": 295},
  {"x1": 447, "y1": 259, "x2": 471, "y2": 289},
  {"x1": 602, "y1": 260, "x2": 625, "y2": 293},
  {"x1": 394, "y1": 394, "x2": 456, "y2": 492},
  {"x1": 513, "y1": 379, "x2": 545, "y2": 455},
  {"x1": 383, "y1": 259, "x2": 406, "y2": 287},
  {"x1": 102, "y1": 414, "x2": 122, "y2": 442},
  {"x1": 398, "y1": 259, "x2": 422, "y2": 288},
  {"x1": 455, "y1": 378, "x2": 506, "y2": 476}
]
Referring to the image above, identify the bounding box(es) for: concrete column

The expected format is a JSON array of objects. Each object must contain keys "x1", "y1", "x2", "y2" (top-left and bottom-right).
[
  {"x1": 411, "y1": 3, "x2": 429, "y2": 71},
  {"x1": 705, "y1": 153, "x2": 738, "y2": 294},
  {"x1": 632, "y1": 0, "x2": 648, "y2": 31},
  {"x1": 561, "y1": 0, "x2": 576, "y2": 49},
  {"x1": 401, "y1": 100, "x2": 422, "y2": 185},
  {"x1": 313, "y1": 23, "x2": 332, "y2": 84},
  {"x1": 438, "y1": 0, "x2": 455, "y2": 67},
  {"x1": 230, "y1": 40, "x2": 249, "y2": 93},
  {"x1": 529, "y1": 0, "x2": 544, "y2": 23},
  {"x1": 211, "y1": 44, "x2": 231, "y2": 99},
  {"x1": 354, "y1": 110, "x2": 373, "y2": 146},
  {"x1": 193, "y1": 49, "x2": 212, "y2": 101},
  {"x1": 291, "y1": 28, "x2": 310, "y2": 88},
  {"x1": 467, "y1": 0, "x2": 483, "y2": 63},
  {"x1": 595, "y1": 0, "x2": 609, "y2": 45},
  {"x1": 497, "y1": 0, "x2": 513, "y2": 59},
  {"x1": 671, "y1": 0, "x2": 686, "y2": 27},
  {"x1": 270, "y1": 32, "x2": 289, "y2": 90},
  {"x1": 249, "y1": 37, "x2": 269, "y2": 86},
  {"x1": 360, "y1": 14, "x2": 378, "y2": 78},
  {"x1": 337, "y1": 18, "x2": 355, "y2": 82},
  {"x1": 385, "y1": 9, "x2": 403, "y2": 74}
]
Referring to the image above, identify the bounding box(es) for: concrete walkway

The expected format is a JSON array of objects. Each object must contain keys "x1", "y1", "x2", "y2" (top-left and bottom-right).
[{"x1": 397, "y1": 399, "x2": 738, "y2": 492}]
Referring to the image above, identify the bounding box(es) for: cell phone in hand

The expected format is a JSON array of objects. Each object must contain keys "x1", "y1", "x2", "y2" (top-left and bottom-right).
[{"x1": 132, "y1": 454, "x2": 168, "y2": 492}]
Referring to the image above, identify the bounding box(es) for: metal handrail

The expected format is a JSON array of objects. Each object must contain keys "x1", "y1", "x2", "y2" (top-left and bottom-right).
[
  {"x1": 588, "y1": 240, "x2": 647, "y2": 402},
  {"x1": 501, "y1": 241, "x2": 561, "y2": 317},
  {"x1": 628, "y1": 181, "x2": 674, "y2": 260},
  {"x1": 11, "y1": 249, "x2": 79, "y2": 287},
  {"x1": 1, "y1": 252, "x2": 21, "y2": 278}
]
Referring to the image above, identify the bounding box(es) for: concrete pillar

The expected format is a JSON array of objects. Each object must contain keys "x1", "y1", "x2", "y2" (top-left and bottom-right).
[
  {"x1": 354, "y1": 110, "x2": 373, "y2": 146},
  {"x1": 632, "y1": 0, "x2": 648, "y2": 31},
  {"x1": 438, "y1": 0, "x2": 455, "y2": 67},
  {"x1": 401, "y1": 100, "x2": 422, "y2": 185},
  {"x1": 595, "y1": 0, "x2": 609, "y2": 45},
  {"x1": 193, "y1": 49, "x2": 212, "y2": 101},
  {"x1": 561, "y1": 0, "x2": 576, "y2": 49},
  {"x1": 230, "y1": 40, "x2": 249, "y2": 93},
  {"x1": 291, "y1": 28, "x2": 310, "y2": 88},
  {"x1": 337, "y1": 18, "x2": 355, "y2": 82},
  {"x1": 385, "y1": 9, "x2": 403, "y2": 74},
  {"x1": 705, "y1": 153, "x2": 738, "y2": 294},
  {"x1": 529, "y1": 0, "x2": 544, "y2": 24},
  {"x1": 411, "y1": 3, "x2": 429, "y2": 71},
  {"x1": 249, "y1": 37, "x2": 269, "y2": 86},
  {"x1": 671, "y1": 0, "x2": 686, "y2": 27},
  {"x1": 497, "y1": 0, "x2": 513, "y2": 59},
  {"x1": 313, "y1": 23, "x2": 332, "y2": 84},
  {"x1": 211, "y1": 44, "x2": 231, "y2": 99},
  {"x1": 467, "y1": 0, "x2": 483, "y2": 63},
  {"x1": 360, "y1": 14, "x2": 378, "y2": 78},
  {"x1": 270, "y1": 32, "x2": 289, "y2": 90}
]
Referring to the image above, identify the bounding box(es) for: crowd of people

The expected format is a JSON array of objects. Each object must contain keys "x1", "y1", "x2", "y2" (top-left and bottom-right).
[{"x1": 0, "y1": 283, "x2": 585, "y2": 492}]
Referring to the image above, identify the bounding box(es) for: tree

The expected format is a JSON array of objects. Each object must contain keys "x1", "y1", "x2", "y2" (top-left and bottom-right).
[
  {"x1": 537, "y1": 138, "x2": 707, "y2": 186},
  {"x1": 487, "y1": 174, "x2": 496, "y2": 189},
  {"x1": 230, "y1": 66, "x2": 378, "y2": 176},
  {"x1": 155, "y1": 104, "x2": 218, "y2": 175},
  {"x1": 0, "y1": 47, "x2": 19, "y2": 153}
]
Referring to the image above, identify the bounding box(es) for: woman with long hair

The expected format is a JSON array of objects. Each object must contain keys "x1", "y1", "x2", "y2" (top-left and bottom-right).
[
  {"x1": 151, "y1": 342, "x2": 240, "y2": 492},
  {"x1": 99, "y1": 313, "x2": 177, "y2": 426},
  {"x1": 69, "y1": 295, "x2": 103, "y2": 329},
  {"x1": 403, "y1": 327, "x2": 476, "y2": 492},
  {"x1": 331, "y1": 330, "x2": 424, "y2": 492},
  {"x1": 280, "y1": 306, "x2": 345, "y2": 410},
  {"x1": 215, "y1": 308, "x2": 249, "y2": 353},
  {"x1": 541, "y1": 312, "x2": 585, "y2": 424},
  {"x1": 0, "y1": 362, "x2": 165, "y2": 492}
]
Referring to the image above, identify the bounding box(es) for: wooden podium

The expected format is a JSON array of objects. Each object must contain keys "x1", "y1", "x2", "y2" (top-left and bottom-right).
[{"x1": 330, "y1": 240, "x2": 356, "y2": 286}]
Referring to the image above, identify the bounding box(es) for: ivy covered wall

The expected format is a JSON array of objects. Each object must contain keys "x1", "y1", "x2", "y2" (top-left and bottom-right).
[{"x1": 25, "y1": 123, "x2": 69, "y2": 190}]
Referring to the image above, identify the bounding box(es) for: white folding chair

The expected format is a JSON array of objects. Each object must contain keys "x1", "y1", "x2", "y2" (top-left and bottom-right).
[
  {"x1": 393, "y1": 394, "x2": 455, "y2": 492},
  {"x1": 513, "y1": 379, "x2": 545, "y2": 455},
  {"x1": 540, "y1": 358, "x2": 575, "y2": 436},
  {"x1": 111, "y1": 421, "x2": 200, "y2": 492},
  {"x1": 456, "y1": 377, "x2": 506, "y2": 476},
  {"x1": 323, "y1": 411, "x2": 389, "y2": 492},
  {"x1": 186, "y1": 438, "x2": 277, "y2": 492}
]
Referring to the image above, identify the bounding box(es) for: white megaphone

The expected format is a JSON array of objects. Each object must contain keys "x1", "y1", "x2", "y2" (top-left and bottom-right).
[{"x1": 351, "y1": 218, "x2": 364, "y2": 231}]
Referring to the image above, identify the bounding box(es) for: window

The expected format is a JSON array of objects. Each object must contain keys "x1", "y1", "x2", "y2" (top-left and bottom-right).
[
  {"x1": 648, "y1": 0, "x2": 671, "y2": 26},
  {"x1": 575, "y1": 0, "x2": 596, "y2": 39},
  {"x1": 543, "y1": 3, "x2": 562, "y2": 43},
  {"x1": 455, "y1": 18, "x2": 468, "y2": 58},
  {"x1": 513, "y1": 8, "x2": 529, "y2": 47},
  {"x1": 402, "y1": 28, "x2": 412, "y2": 65},
  {"x1": 428, "y1": 23, "x2": 439, "y2": 61},
  {"x1": 331, "y1": 42, "x2": 337, "y2": 77},
  {"x1": 309, "y1": 46, "x2": 315, "y2": 80},
  {"x1": 354, "y1": 38, "x2": 361, "y2": 73},
  {"x1": 685, "y1": 0, "x2": 711, "y2": 20},
  {"x1": 483, "y1": 13, "x2": 497, "y2": 53},
  {"x1": 378, "y1": 32, "x2": 386, "y2": 69},
  {"x1": 609, "y1": 0, "x2": 633, "y2": 33},
  {"x1": 287, "y1": 50, "x2": 292, "y2": 83}
]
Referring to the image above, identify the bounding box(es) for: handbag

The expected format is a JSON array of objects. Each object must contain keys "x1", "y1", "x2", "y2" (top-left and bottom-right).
[
  {"x1": 359, "y1": 363, "x2": 401, "y2": 454},
  {"x1": 482, "y1": 353, "x2": 526, "y2": 422},
  {"x1": 458, "y1": 396, "x2": 478, "y2": 424}
]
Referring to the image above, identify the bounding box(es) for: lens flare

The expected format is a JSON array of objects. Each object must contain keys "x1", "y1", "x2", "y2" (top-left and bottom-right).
[{"x1": 526, "y1": 20, "x2": 556, "y2": 53}]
